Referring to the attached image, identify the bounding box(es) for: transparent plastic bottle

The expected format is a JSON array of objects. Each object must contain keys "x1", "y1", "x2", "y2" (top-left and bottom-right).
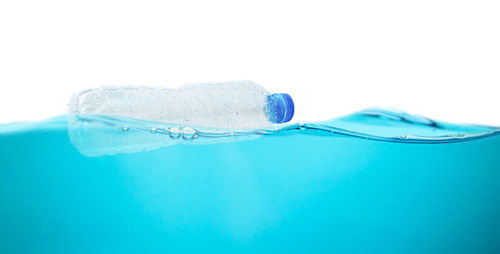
[{"x1": 67, "y1": 81, "x2": 294, "y2": 156}]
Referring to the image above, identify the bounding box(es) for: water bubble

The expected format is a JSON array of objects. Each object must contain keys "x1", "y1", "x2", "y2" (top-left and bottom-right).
[
  {"x1": 122, "y1": 127, "x2": 130, "y2": 132},
  {"x1": 457, "y1": 133, "x2": 465, "y2": 137},
  {"x1": 150, "y1": 127, "x2": 157, "y2": 134},
  {"x1": 182, "y1": 127, "x2": 198, "y2": 141},
  {"x1": 399, "y1": 134, "x2": 408, "y2": 140},
  {"x1": 169, "y1": 127, "x2": 181, "y2": 139}
]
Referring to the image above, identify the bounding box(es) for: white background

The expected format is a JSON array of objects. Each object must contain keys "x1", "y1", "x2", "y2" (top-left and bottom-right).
[{"x1": 1, "y1": 0, "x2": 499, "y2": 125}]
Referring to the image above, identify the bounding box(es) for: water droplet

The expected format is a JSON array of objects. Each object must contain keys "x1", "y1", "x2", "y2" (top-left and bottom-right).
[
  {"x1": 122, "y1": 127, "x2": 130, "y2": 132},
  {"x1": 399, "y1": 134, "x2": 407, "y2": 140},
  {"x1": 150, "y1": 127, "x2": 157, "y2": 134}
]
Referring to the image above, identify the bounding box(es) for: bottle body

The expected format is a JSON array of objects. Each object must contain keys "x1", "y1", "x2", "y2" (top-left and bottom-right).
[{"x1": 67, "y1": 81, "x2": 294, "y2": 156}]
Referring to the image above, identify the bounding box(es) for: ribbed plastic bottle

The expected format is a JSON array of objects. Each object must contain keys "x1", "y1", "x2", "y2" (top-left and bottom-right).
[
  {"x1": 67, "y1": 81, "x2": 294, "y2": 156},
  {"x1": 68, "y1": 80, "x2": 294, "y2": 129}
]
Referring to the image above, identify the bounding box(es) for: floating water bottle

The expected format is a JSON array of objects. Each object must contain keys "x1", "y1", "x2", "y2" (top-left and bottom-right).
[{"x1": 68, "y1": 81, "x2": 294, "y2": 156}]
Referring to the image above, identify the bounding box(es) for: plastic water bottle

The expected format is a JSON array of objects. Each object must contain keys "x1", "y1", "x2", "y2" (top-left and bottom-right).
[
  {"x1": 67, "y1": 81, "x2": 294, "y2": 156},
  {"x1": 68, "y1": 80, "x2": 294, "y2": 129}
]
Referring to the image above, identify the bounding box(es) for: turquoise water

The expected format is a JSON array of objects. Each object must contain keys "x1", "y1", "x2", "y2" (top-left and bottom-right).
[{"x1": 1, "y1": 109, "x2": 499, "y2": 253}]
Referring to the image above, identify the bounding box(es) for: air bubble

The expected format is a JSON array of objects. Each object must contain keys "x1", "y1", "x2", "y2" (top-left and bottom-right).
[
  {"x1": 169, "y1": 127, "x2": 181, "y2": 139},
  {"x1": 150, "y1": 127, "x2": 157, "y2": 134},
  {"x1": 182, "y1": 127, "x2": 198, "y2": 141},
  {"x1": 122, "y1": 127, "x2": 130, "y2": 132}
]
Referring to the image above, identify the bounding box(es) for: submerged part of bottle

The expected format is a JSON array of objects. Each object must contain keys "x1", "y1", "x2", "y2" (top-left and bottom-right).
[
  {"x1": 68, "y1": 80, "x2": 294, "y2": 129},
  {"x1": 67, "y1": 81, "x2": 294, "y2": 156}
]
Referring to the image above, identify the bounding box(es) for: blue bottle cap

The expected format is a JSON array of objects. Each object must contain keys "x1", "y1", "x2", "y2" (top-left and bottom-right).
[{"x1": 266, "y1": 93, "x2": 294, "y2": 124}]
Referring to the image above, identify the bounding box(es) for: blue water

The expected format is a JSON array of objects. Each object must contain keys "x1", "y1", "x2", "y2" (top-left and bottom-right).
[{"x1": 1, "y1": 109, "x2": 499, "y2": 253}]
